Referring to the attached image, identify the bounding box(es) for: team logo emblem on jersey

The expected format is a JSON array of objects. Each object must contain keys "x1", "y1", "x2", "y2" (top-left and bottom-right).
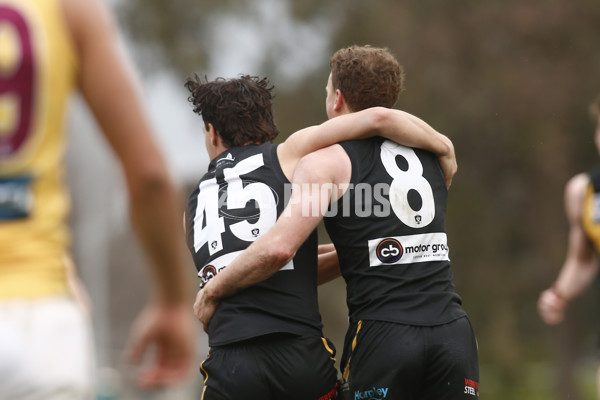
[
  {"x1": 251, "y1": 228, "x2": 260, "y2": 237},
  {"x1": 376, "y1": 238, "x2": 403, "y2": 264},
  {"x1": 216, "y1": 153, "x2": 235, "y2": 166},
  {"x1": 415, "y1": 215, "x2": 422, "y2": 224},
  {"x1": 199, "y1": 265, "x2": 217, "y2": 288}
]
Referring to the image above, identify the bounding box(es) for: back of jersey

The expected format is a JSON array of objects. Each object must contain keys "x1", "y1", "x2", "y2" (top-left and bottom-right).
[
  {"x1": 186, "y1": 143, "x2": 323, "y2": 346},
  {"x1": 0, "y1": 0, "x2": 77, "y2": 297},
  {"x1": 325, "y1": 137, "x2": 465, "y2": 325}
]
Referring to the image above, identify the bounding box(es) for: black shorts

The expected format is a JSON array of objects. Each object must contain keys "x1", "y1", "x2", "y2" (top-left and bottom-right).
[
  {"x1": 340, "y1": 317, "x2": 479, "y2": 400},
  {"x1": 201, "y1": 333, "x2": 340, "y2": 400}
]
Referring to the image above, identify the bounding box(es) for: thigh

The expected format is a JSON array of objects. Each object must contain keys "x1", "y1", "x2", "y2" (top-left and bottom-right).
[
  {"x1": 0, "y1": 297, "x2": 95, "y2": 400},
  {"x1": 421, "y1": 316, "x2": 480, "y2": 400},
  {"x1": 200, "y1": 345, "x2": 268, "y2": 400},
  {"x1": 341, "y1": 320, "x2": 426, "y2": 400},
  {"x1": 263, "y1": 335, "x2": 339, "y2": 400}
]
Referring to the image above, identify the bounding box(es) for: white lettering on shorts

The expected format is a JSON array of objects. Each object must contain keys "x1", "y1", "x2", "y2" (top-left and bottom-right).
[{"x1": 354, "y1": 386, "x2": 389, "y2": 400}]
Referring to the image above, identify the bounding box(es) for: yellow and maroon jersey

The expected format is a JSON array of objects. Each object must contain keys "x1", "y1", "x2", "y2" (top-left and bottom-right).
[
  {"x1": 0, "y1": 0, "x2": 77, "y2": 297},
  {"x1": 582, "y1": 167, "x2": 600, "y2": 254}
]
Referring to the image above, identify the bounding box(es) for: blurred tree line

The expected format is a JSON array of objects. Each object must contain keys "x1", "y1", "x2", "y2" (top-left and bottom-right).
[{"x1": 116, "y1": 0, "x2": 600, "y2": 398}]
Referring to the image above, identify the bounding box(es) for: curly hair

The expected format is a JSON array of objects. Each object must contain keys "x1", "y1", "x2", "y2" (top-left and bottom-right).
[
  {"x1": 330, "y1": 45, "x2": 404, "y2": 112},
  {"x1": 185, "y1": 74, "x2": 279, "y2": 147}
]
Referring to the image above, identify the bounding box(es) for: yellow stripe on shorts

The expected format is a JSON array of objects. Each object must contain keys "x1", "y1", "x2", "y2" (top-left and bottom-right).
[{"x1": 342, "y1": 320, "x2": 362, "y2": 382}]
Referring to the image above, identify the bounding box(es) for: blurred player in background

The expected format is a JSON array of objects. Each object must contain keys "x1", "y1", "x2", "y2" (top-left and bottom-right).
[
  {"x1": 538, "y1": 93, "x2": 600, "y2": 399},
  {"x1": 0, "y1": 0, "x2": 194, "y2": 398},
  {"x1": 195, "y1": 45, "x2": 479, "y2": 400},
  {"x1": 184, "y1": 73, "x2": 455, "y2": 399}
]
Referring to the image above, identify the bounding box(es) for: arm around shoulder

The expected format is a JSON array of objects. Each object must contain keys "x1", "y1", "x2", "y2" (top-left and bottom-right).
[
  {"x1": 377, "y1": 109, "x2": 456, "y2": 187},
  {"x1": 279, "y1": 107, "x2": 455, "y2": 185},
  {"x1": 206, "y1": 145, "x2": 351, "y2": 300}
]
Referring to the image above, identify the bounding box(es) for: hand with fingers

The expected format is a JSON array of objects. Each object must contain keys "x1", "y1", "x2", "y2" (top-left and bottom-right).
[
  {"x1": 126, "y1": 302, "x2": 195, "y2": 388},
  {"x1": 537, "y1": 286, "x2": 568, "y2": 325},
  {"x1": 193, "y1": 286, "x2": 219, "y2": 333}
]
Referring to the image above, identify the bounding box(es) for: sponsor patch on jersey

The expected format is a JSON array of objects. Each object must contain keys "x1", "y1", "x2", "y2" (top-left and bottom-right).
[
  {"x1": 198, "y1": 249, "x2": 294, "y2": 288},
  {"x1": 0, "y1": 174, "x2": 33, "y2": 220},
  {"x1": 368, "y1": 232, "x2": 449, "y2": 267},
  {"x1": 464, "y1": 378, "x2": 479, "y2": 397}
]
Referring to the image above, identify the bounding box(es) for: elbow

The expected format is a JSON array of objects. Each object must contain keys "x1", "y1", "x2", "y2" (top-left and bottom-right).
[
  {"x1": 440, "y1": 134, "x2": 453, "y2": 155},
  {"x1": 267, "y1": 243, "x2": 296, "y2": 268},
  {"x1": 128, "y1": 162, "x2": 175, "y2": 202}
]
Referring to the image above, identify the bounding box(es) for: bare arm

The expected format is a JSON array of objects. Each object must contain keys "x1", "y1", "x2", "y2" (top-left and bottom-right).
[
  {"x1": 538, "y1": 173, "x2": 599, "y2": 325},
  {"x1": 318, "y1": 243, "x2": 336, "y2": 254},
  {"x1": 194, "y1": 145, "x2": 351, "y2": 328},
  {"x1": 317, "y1": 247, "x2": 341, "y2": 285},
  {"x1": 278, "y1": 107, "x2": 456, "y2": 186},
  {"x1": 64, "y1": 0, "x2": 194, "y2": 387}
]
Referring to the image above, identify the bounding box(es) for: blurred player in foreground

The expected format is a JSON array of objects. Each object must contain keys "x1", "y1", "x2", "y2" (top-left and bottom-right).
[
  {"x1": 538, "y1": 93, "x2": 600, "y2": 399},
  {"x1": 185, "y1": 73, "x2": 456, "y2": 399},
  {"x1": 0, "y1": 0, "x2": 194, "y2": 397},
  {"x1": 195, "y1": 45, "x2": 479, "y2": 400}
]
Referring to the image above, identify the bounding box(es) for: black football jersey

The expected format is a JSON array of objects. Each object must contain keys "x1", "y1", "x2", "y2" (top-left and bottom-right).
[
  {"x1": 324, "y1": 137, "x2": 466, "y2": 325},
  {"x1": 186, "y1": 143, "x2": 322, "y2": 346}
]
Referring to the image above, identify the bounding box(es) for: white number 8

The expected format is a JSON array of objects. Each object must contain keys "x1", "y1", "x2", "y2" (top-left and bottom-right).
[{"x1": 380, "y1": 140, "x2": 435, "y2": 228}]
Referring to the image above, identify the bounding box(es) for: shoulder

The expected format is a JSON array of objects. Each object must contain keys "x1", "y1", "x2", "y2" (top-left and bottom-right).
[
  {"x1": 294, "y1": 144, "x2": 351, "y2": 185},
  {"x1": 299, "y1": 143, "x2": 349, "y2": 166},
  {"x1": 565, "y1": 173, "x2": 589, "y2": 200},
  {"x1": 564, "y1": 173, "x2": 589, "y2": 221}
]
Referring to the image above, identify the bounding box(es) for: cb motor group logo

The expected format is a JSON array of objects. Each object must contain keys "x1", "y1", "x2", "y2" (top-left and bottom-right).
[
  {"x1": 376, "y1": 238, "x2": 403, "y2": 264},
  {"x1": 368, "y1": 233, "x2": 450, "y2": 267}
]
